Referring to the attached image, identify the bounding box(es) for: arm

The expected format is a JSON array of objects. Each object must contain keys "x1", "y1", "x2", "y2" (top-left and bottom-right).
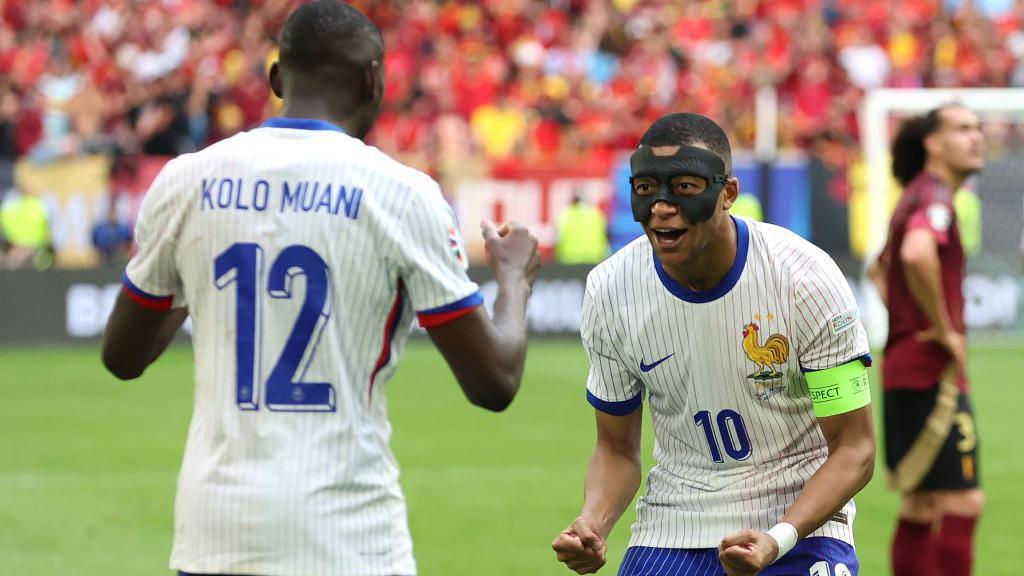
[
  {"x1": 426, "y1": 220, "x2": 539, "y2": 412},
  {"x1": 901, "y1": 228, "x2": 952, "y2": 332},
  {"x1": 900, "y1": 228, "x2": 964, "y2": 366},
  {"x1": 101, "y1": 158, "x2": 187, "y2": 380},
  {"x1": 867, "y1": 250, "x2": 888, "y2": 307},
  {"x1": 721, "y1": 252, "x2": 874, "y2": 576},
  {"x1": 102, "y1": 296, "x2": 188, "y2": 380},
  {"x1": 553, "y1": 407, "x2": 643, "y2": 574},
  {"x1": 780, "y1": 405, "x2": 876, "y2": 536},
  {"x1": 718, "y1": 390, "x2": 876, "y2": 576}
]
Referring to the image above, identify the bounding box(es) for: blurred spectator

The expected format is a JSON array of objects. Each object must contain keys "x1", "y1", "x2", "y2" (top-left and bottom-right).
[
  {"x1": 471, "y1": 94, "x2": 528, "y2": 160},
  {"x1": 555, "y1": 193, "x2": 609, "y2": 264},
  {"x1": 91, "y1": 200, "x2": 133, "y2": 263},
  {"x1": 838, "y1": 27, "x2": 890, "y2": 90},
  {"x1": 954, "y1": 185, "x2": 983, "y2": 257},
  {"x1": 0, "y1": 186, "x2": 51, "y2": 269},
  {"x1": 732, "y1": 193, "x2": 765, "y2": 222}
]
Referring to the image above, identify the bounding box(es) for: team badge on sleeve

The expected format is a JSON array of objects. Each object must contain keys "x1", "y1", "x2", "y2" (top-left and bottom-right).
[
  {"x1": 829, "y1": 308, "x2": 860, "y2": 335},
  {"x1": 448, "y1": 226, "x2": 468, "y2": 269},
  {"x1": 926, "y1": 203, "x2": 952, "y2": 232}
]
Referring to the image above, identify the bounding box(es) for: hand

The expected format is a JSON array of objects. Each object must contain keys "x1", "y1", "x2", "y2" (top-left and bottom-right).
[
  {"x1": 915, "y1": 326, "x2": 966, "y2": 370},
  {"x1": 481, "y1": 220, "x2": 540, "y2": 287},
  {"x1": 552, "y1": 517, "x2": 607, "y2": 574},
  {"x1": 718, "y1": 530, "x2": 779, "y2": 576}
]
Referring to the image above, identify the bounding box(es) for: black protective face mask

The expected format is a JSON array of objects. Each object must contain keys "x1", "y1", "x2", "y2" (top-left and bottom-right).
[{"x1": 629, "y1": 145, "x2": 729, "y2": 224}]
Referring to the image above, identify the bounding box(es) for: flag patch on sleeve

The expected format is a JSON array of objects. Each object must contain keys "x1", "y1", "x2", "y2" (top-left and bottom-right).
[{"x1": 448, "y1": 226, "x2": 468, "y2": 270}]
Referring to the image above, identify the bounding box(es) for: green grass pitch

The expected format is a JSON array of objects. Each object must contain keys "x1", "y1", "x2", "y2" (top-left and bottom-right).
[{"x1": 0, "y1": 342, "x2": 1020, "y2": 575}]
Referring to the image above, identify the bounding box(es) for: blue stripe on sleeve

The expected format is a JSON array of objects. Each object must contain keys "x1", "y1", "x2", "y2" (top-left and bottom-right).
[
  {"x1": 417, "y1": 291, "x2": 484, "y2": 315},
  {"x1": 122, "y1": 272, "x2": 173, "y2": 304},
  {"x1": 587, "y1": 390, "x2": 642, "y2": 416},
  {"x1": 800, "y1": 353, "x2": 873, "y2": 373}
]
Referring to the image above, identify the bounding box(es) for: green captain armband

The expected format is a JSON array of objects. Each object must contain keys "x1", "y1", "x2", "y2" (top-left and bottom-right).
[{"x1": 805, "y1": 359, "x2": 871, "y2": 417}]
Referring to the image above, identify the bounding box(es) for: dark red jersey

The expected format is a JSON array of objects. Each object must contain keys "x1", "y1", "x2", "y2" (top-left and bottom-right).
[{"x1": 882, "y1": 172, "x2": 968, "y2": 391}]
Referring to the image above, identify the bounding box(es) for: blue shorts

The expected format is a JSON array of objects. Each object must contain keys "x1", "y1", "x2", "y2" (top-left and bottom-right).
[{"x1": 618, "y1": 537, "x2": 858, "y2": 576}]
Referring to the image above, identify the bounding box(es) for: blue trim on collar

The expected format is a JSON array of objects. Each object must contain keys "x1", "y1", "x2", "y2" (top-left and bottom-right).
[
  {"x1": 261, "y1": 117, "x2": 346, "y2": 133},
  {"x1": 652, "y1": 216, "x2": 749, "y2": 304}
]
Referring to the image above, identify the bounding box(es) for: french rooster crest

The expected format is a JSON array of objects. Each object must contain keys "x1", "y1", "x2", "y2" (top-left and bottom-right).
[{"x1": 742, "y1": 322, "x2": 790, "y2": 381}]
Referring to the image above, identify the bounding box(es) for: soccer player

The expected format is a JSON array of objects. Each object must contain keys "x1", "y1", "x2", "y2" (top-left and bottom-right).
[
  {"x1": 552, "y1": 113, "x2": 876, "y2": 576},
  {"x1": 101, "y1": 2, "x2": 540, "y2": 575},
  {"x1": 871, "y1": 105, "x2": 984, "y2": 576}
]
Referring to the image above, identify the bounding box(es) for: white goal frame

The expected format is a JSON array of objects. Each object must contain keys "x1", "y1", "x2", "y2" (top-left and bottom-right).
[{"x1": 860, "y1": 87, "x2": 1024, "y2": 255}]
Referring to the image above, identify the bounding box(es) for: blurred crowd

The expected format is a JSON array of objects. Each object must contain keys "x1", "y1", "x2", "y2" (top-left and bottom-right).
[
  {"x1": 3, "y1": 0, "x2": 1024, "y2": 269},
  {"x1": 1, "y1": 0, "x2": 1024, "y2": 173}
]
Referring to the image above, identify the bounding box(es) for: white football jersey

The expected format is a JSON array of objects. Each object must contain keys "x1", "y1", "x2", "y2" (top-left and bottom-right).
[
  {"x1": 123, "y1": 117, "x2": 481, "y2": 576},
  {"x1": 582, "y1": 217, "x2": 870, "y2": 549}
]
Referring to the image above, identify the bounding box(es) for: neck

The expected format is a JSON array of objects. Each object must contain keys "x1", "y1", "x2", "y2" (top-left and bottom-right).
[
  {"x1": 923, "y1": 160, "x2": 965, "y2": 191},
  {"x1": 279, "y1": 96, "x2": 364, "y2": 139},
  {"x1": 662, "y1": 216, "x2": 738, "y2": 291}
]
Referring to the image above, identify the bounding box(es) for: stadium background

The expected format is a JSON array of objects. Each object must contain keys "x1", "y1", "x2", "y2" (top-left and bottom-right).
[{"x1": 1, "y1": 0, "x2": 1022, "y2": 574}]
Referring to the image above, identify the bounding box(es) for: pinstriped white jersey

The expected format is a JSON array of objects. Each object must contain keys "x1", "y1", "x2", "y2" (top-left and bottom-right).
[
  {"x1": 583, "y1": 217, "x2": 870, "y2": 550},
  {"x1": 123, "y1": 117, "x2": 481, "y2": 576}
]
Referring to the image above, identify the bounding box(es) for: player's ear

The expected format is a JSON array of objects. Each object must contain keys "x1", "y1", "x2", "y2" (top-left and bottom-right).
[
  {"x1": 269, "y1": 61, "x2": 283, "y2": 99},
  {"x1": 364, "y1": 59, "x2": 383, "y2": 104},
  {"x1": 721, "y1": 177, "x2": 739, "y2": 211}
]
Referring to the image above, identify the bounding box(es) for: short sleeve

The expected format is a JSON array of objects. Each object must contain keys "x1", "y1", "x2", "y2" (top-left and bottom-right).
[
  {"x1": 793, "y1": 252, "x2": 871, "y2": 372},
  {"x1": 123, "y1": 160, "x2": 186, "y2": 310},
  {"x1": 582, "y1": 277, "x2": 643, "y2": 415},
  {"x1": 906, "y1": 200, "x2": 953, "y2": 246},
  {"x1": 396, "y1": 180, "x2": 481, "y2": 328}
]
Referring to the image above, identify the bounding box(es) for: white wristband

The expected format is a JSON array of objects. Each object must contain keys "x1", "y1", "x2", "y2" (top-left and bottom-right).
[{"x1": 766, "y1": 522, "x2": 799, "y2": 563}]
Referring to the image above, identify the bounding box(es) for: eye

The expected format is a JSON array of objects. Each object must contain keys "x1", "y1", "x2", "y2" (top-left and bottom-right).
[
  {"x1": 673, "y1": 181, "x2": 700, "y2": 194},
  {"x1": 632, "y1": 179, "x2": 657, "y2": 195}
]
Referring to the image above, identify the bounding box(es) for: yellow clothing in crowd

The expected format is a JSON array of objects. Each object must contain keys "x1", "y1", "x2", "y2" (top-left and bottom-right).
[
  {"x1": 470, "y1": 104, "x2": 527, "y2": 160},
  {"x1": 556, "y1": 201, "x2": 610, "y2": 264},
  {"x1": 0, "y1": 192, "x2": 50, "y2": 249},
  {"x1": 954, "y1": 187, "x2": 982, "y2": 257},
  {"x1": 731, "y1": 193, "x2": 764, "y2": 222}
]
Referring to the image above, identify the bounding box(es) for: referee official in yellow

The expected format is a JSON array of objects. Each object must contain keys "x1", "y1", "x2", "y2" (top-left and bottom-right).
[{"x1": 556, "y1": 194, "x2": 610, "y2": 264}]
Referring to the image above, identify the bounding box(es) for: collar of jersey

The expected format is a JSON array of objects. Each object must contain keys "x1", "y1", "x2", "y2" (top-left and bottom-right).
[
  {"x1": 261, "y1": 117, "x2": 346, "y2": 133},
  {"x1": 652, "y1": 215, "x2": 749, "y2": 304}
]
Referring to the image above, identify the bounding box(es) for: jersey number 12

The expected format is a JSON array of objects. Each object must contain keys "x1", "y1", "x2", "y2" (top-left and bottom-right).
[{"x1": 215, "y1": 243, "x2": 335, "y2": 412}]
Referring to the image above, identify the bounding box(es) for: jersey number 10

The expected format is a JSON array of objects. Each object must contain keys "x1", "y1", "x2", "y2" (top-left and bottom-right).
[
  {"x1": 215, "y1": 243, "x2": 335, "y2": 412},
  {"x1": 693, "y1": 409, "x2": 752, "y2": 462}
]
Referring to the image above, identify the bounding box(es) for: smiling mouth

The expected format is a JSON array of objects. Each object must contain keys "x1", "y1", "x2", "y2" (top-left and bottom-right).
[{"x1": 652, "y1": 228, "x2": 688, "y2": 242}]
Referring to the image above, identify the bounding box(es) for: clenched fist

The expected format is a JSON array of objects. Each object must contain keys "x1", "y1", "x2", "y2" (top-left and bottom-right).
[
  {"x1": 552, "y1": 517, "x2": 607, "y2": 574},
  {"x1": 717, "y1": 530, "x2": 780, "y2": 576}
]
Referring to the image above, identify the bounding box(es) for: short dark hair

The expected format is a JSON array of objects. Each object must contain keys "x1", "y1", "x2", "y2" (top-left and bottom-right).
[
  {"x1": 891, "y1": 103, "x2": 961, "y2": 186},
  {"x1": 639, "y1": 113, "x2": 733, "y2": 173},
  {"x1": 279, "y1": 0, "x2": 383, "y2": 76}
]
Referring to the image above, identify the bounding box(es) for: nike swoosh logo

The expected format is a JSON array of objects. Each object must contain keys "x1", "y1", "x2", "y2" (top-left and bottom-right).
[{"x1": 639, "y1": 354, "x2": 674, "y2": 373}]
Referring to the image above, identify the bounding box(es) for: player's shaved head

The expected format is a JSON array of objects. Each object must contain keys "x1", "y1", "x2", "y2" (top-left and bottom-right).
[
  {"x1": 640, "y1": 113, "x2": 733, "y2": 173},
  {"x1": 279, "y1": 0, "x2": 383, "y2": 77},
  {"x1": 271, "y1": 0, "x2": 385, "y2": 139}
]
